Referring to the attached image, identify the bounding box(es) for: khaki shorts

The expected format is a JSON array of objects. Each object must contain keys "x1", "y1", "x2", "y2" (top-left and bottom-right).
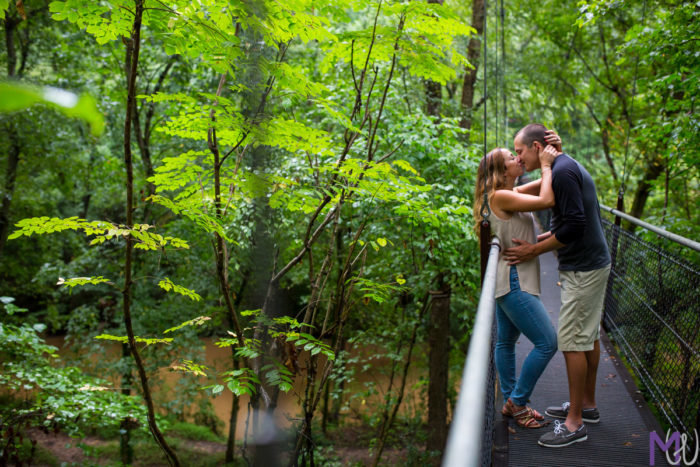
[{"x1": 558, "y1": 265, "x2": 611, "y2": 352}]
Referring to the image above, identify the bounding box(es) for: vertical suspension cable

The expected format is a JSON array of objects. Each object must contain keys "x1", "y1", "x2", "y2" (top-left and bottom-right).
[
  {"x1": 494, "y1": 0, "x2": 499, "y2": 146},
  {"x1": 500, "y1": 0, "x2": 506, "y2": 147},
  {"x1": 619, "y1": 0, "x2": 648, "y2": 198},
  {"x1": 481, "y1": 0, "x2": 491, "y2": 282},
  {"x1": 483, "y1": 0, "x2": 487, "y2": 155}
]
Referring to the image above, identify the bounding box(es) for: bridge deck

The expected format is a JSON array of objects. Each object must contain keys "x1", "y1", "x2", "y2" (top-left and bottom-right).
[{"x1": 505, "y1": 251, "x2": 671, "y2": 467}]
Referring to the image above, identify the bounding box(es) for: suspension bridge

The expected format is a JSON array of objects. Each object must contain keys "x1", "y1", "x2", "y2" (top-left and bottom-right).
[{"x1": 444, "y1": 206, "x2": 699, "y2": 467}]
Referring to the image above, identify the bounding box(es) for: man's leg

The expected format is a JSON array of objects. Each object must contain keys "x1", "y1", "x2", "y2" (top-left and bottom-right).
[
  {"x1": 563, "y1": 350, "x2": 586, "y2": 431},
  {"x1": 583, "y1": 340, "x2": 600, "y2": 409}
]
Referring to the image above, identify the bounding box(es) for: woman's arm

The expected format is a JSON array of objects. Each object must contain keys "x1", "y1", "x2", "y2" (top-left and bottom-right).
[
  {"x1": 492, "y1": 146, "x2": 557, "y2": 213},
  {"x1": 514, "y1": 179, "x2": 541, "y2": 195}
]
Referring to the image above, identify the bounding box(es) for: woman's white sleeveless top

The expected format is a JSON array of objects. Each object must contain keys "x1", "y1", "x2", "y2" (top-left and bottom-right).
[{"x1": 489, "y1": 210, "x2": 541, "y2": 298}]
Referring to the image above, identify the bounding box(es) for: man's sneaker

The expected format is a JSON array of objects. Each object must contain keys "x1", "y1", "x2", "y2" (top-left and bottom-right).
[
  {"x1": 545, "y1": 401, "x2": 600, "y2": 424},
  {"x1": 538, "y1": 420, "x2": 587, "y2": 448}
]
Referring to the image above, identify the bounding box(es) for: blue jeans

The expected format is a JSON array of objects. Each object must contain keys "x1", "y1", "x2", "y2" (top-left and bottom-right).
[{"x1": 495, "y1": 266, "x2": 557, "y2": 406}]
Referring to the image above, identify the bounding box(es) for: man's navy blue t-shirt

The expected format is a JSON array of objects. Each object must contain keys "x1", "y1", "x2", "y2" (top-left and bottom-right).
[{"x1": 550, "y1": 153, "x2": 611, "y2": 271}]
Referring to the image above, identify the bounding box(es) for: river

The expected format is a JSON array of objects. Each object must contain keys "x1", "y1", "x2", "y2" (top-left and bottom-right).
[{"x1": 44, "y1": 336, "x2": 426, "y2": 440}]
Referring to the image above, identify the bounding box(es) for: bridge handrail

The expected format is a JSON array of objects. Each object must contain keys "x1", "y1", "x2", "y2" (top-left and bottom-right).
[
  {"x1": 443, "y1": 238, "x2": 500, "y2": 467},
  {"x1": 600, "y1": 204, "x2": 700, "y2": 252}
]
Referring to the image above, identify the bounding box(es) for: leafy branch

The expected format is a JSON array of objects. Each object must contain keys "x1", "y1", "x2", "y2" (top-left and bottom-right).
[
  {"x1": 9, "y1": 216, "x2": 189, "y2": 250},
  {"x1": 157, "y1": 278, "x2": 202, "y2": 301}
]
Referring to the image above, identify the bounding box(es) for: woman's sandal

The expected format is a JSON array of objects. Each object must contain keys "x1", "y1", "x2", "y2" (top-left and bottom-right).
[
  {"x1": 501, "y1": 398, "x2": 547, "y2": 426},
  {"x1": 511, "y1": 406, "x2": 549, "y2": 428}
]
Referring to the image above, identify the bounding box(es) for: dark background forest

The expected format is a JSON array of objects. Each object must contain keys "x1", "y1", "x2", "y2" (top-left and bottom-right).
[{"x1": 1, "y1": 0, "x2": 697, "y2": 465}]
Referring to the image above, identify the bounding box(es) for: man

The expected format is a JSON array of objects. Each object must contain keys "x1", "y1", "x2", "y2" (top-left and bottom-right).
[{"x1": 505, "y1": 123, "x2": 611, "y2": 448}]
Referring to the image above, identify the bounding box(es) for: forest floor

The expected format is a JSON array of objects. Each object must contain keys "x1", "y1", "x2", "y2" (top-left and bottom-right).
[{"x1": 28, "y1": 423, "x2": 412, "y2": 466}]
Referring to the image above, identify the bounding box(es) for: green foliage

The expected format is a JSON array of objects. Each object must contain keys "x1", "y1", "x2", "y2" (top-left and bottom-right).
[
  {"x1": 0, "y1": 0, "x2": 9, "y2": 20},
  {"x1": 0, "y1": 301, "x2": 148, "y2": 463},
  {"x1": 57, "y1": 276, "x2": 112, "y2": 289},
  {"x1": 94, "y1": 334, "x2": 174, "y2": 346},
  {"x1": 166, "y1": 421, "x2": 223, "y2": 442},
  {"x1": 169, "y1": 359, "x2": 209, "y2": 377},
  {"x1": 0, "y1": 296, "x2": 29, "y2": 317},
  {"x1": 158, "y1": 278, "x2": 202, "y2": 301},
  {"x1": 352, "y1": 276, "x2": 407, "y2": 304},
  {"x1": 163, "y1": 315, "x2": 211, "y2": 333},
  {"x1": 510, "y1": 0, "x2": 698, "y2": 231},
  {"x1": 7, "y1": 0, "x2": 696, "y2": 462},
  {"x1": 49, "y1": 1, "x2": 133, "y2": 45},
  {"x1": 68, "y1": 433, "x2": 236, "y2": 466},
  {"x1": 217, "y1": 367, "x2": 261, "y2": 397},
  {"x1": 0, "y1": 82, "x2": 104, "y2": 135},
  {"x1": 212, "y1": 311, "x2": 334, "y2": 396},
  {"x1": 9, "y1": 216, "x2": 190, "y2": 250},
  {"x1": 261, "y1": 362, "x2": 295, "y2": 392},
  {"x1": 146, "y1": 194, "x2": 231, "y2": 240},
  {"x1": 286, "y1": 332, "x2": 335, "y2": 361}
]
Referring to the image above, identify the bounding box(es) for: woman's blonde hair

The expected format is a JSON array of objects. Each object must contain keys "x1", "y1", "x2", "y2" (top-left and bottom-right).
[{"x1": 473, "y1": 148, "x2": 510, "y2": 233}]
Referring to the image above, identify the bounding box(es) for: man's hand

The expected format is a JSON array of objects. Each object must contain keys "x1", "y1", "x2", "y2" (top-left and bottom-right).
[{"x1": 503, "y1": 238, "x2": 538, "y2": 265}]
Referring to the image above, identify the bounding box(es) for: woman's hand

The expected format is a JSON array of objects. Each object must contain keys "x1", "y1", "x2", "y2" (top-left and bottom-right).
[
  {"x1": 539, "y1": 145, "x2": 557, "y2": 168},
  {"x1": 544, "y1": 130, "x2": 562, "y2": 152}
]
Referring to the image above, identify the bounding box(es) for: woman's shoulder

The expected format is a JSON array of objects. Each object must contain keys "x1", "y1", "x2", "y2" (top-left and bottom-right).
[{"x1": 491, "y1": 189, "x2": 515, "y2": 220}]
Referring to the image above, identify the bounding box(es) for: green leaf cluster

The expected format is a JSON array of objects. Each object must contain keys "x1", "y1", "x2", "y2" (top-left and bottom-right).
[
  {"x1": 158, "y1": 278, "x2": 202, "y2": 302},
  {"x1": 10, "y1": 216, "x2": 189, "y2": 250}
]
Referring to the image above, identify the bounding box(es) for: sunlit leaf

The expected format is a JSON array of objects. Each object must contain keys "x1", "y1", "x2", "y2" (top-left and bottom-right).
[{"x1": 0, "y1": 82, "x2": 104, "y2": 135}]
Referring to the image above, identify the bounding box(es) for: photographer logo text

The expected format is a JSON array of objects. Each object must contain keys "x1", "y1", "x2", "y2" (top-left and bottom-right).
[{"x1": 649, "y1": 429, "x2": 699, "y2": 466}]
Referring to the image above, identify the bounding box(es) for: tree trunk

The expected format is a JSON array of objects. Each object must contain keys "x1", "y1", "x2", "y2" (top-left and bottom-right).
[
  {"x1": 425, "y1": 0, "x2": 443, "y2": 119},
  {"x1": 0, "y1": 128, "x2": 20, "y2": 257},
  {"x1": 427, "y1": 277, "x2": 451, "y2": 464},
  {"x1": 425, "y1": 80, "x2": 442, "y2": 119},
  {"x1": 370, "y1": 292, "x2": 431, "y2": 466},
  {"x1": 0, "y1": 13, "x2": 21, "y2": 257},
  {"x1": 121, "y1": 2, "x2": 179, "y2": 465},
  {"x1": 133, "y1": 55, "x2": 178, "y2": 223},
  {"x1": 424, "y1": 14, "x2": 451, "y2": 458},
  {"x1": 4, "y1": 13, "x2": 18, "y2": 77},
  {"x1": 225, "y1": 358, "x2": 240, "y2": 463},
  {"x1": 627, "y1": 153, "x2": 664, "y2": 230},
  {"x1": 459, "y1": 0, "x2": 485, "y2": 130},
  {"x1": 119, "y1": 344, "x2": 134, "y2": 465}
]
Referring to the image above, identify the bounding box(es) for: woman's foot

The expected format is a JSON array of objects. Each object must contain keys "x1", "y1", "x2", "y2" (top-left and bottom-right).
[
  {"x1": 502, "y1": 398, "x2": 548, "y2": 428},
  {"x1": 502, "y1": 398, "x2": 545, "y2": 420}
]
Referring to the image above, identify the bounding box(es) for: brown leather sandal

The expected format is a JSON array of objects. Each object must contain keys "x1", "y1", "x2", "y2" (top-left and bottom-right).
[
  {"x1": 512, "y1": 406, "x2": 548, "y2": 428},
  {"x1": 501, "y1": 398, "x2": 545, "y2": 422}
]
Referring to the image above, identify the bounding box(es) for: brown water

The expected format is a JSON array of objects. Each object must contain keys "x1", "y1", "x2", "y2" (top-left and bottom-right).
[{"x1": 44, "y1": 336, "x2": 427, "y2": 440}]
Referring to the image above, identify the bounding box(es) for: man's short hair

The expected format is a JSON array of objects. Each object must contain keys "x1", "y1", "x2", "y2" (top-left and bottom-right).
[{"x1": 516, "y1": 123, "x2": 548, "y2": 147}]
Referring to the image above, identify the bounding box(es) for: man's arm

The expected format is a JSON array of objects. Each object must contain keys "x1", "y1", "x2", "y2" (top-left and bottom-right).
[{"x1": 502, "y1": 233, "x2": 566, "y2": 265}]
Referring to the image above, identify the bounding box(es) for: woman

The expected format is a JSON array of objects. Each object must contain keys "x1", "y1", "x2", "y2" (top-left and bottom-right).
[{"x1": 473, "y1": 139, "x2": 560, "y2": 429}]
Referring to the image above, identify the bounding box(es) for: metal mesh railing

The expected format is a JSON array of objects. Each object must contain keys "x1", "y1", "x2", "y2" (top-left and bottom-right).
[
  {"x1": 482, "y1": 323, "x2": 497, "y2": 467},
  {"x1": 602, "y1": 218, "x2": 700, "y2": 434},
  {"x1": 443, "y1": 240, "x2": 500, "y2": 467}
]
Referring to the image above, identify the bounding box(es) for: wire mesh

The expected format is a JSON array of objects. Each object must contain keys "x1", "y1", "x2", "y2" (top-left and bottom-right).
[
  {"x1": 443, "y1": 240, "x2": 499, "y2": 467},
  {"x1": 602, "y1": 218, "x2": 700, "y2": 435},
  {"x1": 481, "y1": 321, "x2": 497, "y2": 467}
]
